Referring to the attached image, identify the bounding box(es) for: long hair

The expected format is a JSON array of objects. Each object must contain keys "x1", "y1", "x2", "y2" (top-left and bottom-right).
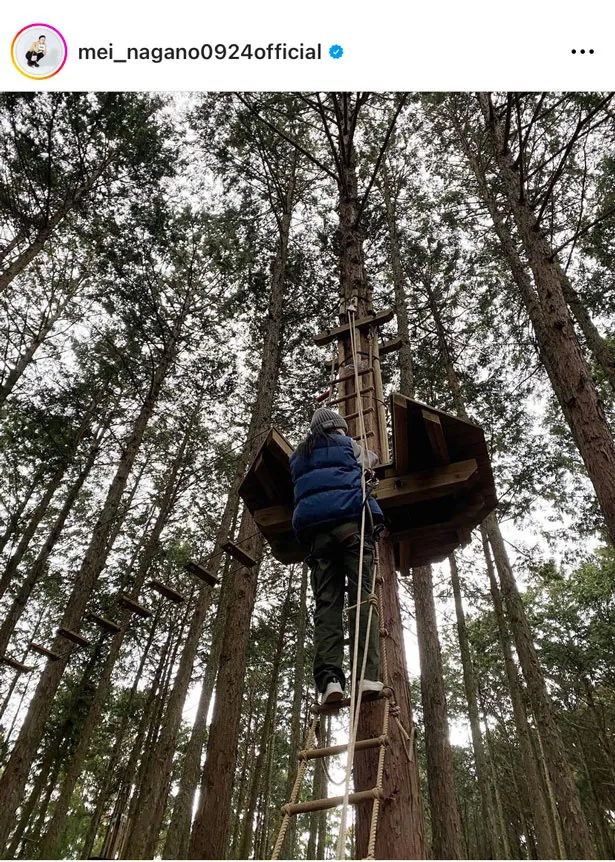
[{"x1": 294, "y1": 430, "x2": 336, "y2": 459}]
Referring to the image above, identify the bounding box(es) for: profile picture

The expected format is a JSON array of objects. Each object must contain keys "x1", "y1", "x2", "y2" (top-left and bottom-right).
[{"x1": 11, "y1": 23, "x2": 67, "y2": 80}]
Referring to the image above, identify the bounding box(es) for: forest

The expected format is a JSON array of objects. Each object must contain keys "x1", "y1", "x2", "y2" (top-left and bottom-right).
[{"x1": 0, "y1": 91, "x2": 614, "y2": 860}]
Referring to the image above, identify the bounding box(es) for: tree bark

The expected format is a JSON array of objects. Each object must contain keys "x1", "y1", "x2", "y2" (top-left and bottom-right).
[
  {"x1": 0, "y1": 328, "x2": 181, "y2": 850},
  {"x1": 485, "y1": 511, "x2": 594, "y2": 857},
  {"x1": 413, "y1": 563, "x2": 463, "y2": 858},
  {"x1": 161, "y1": 553, "x2": 234, "y2": 859},
  {"x1": 325, "y1": 95, "x2": 425, "y2": 861},
  {"x1": 449, "y1": 553, "x2": 498, "y2": 858},
  {"x1": 476, "y1": 93, "x2": 615, "y2": 551},
  {"x1": 481, "y1": 525, "x2": 559, "y2": 858},
  {"x1": 188, "y1": 165, "x2": 293, "y2": 861},
  {"x1": 239, "y1": 580, "x2": 290, "y2": 860}
]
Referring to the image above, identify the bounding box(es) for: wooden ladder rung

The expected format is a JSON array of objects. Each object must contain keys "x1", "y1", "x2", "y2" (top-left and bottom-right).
[
  {"x1": 283, "y1": 786, "x2": 382, "y2": 816},
  {"x1": 118, "y1": 595, "x2": 153, "y2": 618},
  {"x1": 148, "y1": 580, "x2": 185, "y2": 603},
  {"x1": 184, "y1": 561, "x2": 220, "y2": 587},
  {"x1": 299, "y1": 735, "x2": 387, "y2": 761},
  {"x1": 222, "y1": 541, "x2": 257, "y2": 568},
  {"x1": 29, "y1": 642, "x2": 61, "y2": 661},
  {"x1": 314, "y1": 688, "x2": 384, "y2": 714},
  {"x1": 352, "y1": 430, "x2": 375, "y2": 441},
  {"x1": 330, "y1": 367, "x2": 374, "y2": 387},
  {"x1": 328, "y1": 386, "x2": 375, "y2": 407},
  {"x1": 57, "y1": 628, "x2": 91, "y2": 647},
  {"x1": 86, "y1": 613, "x2": 122, "y2": 635},
  {"x1": 0, "y1": 654, "x2": 34, "y2": 673},
  {"x1": 343, "y1": 406, "x2": 376, "y2": 423}
]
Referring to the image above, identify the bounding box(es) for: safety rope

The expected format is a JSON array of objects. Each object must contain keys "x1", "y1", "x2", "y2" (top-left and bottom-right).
[
  {"x1": 336, "y1": 305, "x2": 380, "y2": 860},
  {"x1": 272, "y1": 304, "x2": 415, "y2": 861}
]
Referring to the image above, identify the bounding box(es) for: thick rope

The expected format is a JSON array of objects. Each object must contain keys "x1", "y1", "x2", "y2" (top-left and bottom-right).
[
  {"x1": 336, "y1": 306, "x2": 380, "y2": 860},
  {"x1": 271, "y1": 713, "x2": 319, "y2": 860}
]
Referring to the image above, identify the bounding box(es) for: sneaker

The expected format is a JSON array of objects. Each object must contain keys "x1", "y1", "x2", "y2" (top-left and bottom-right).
[
  {"x1": 360, "y1": 679, "x2": 384, "y2": 695},
  {"x1": 321, "y1": 680, "x2": 343, "y2": 704}
]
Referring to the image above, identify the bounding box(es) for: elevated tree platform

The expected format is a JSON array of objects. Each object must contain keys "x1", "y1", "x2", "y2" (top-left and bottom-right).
[
  {"x1": 86, "y1": 613, "x2": 122, "y2": 635},
  {"x1": 239, "y1": 396, "x2": 496, "y2": 568},
  {"x1": 0, "y1": 654, "x2": 34, "y2": 673},
  {"x1": 29, "y1": 642, "x2": 61, "y2": 661},
  {"x1": 57, "y1": 628, "x2": 91, "y2": 647},
  {"x1": 148, "y1": 580, "x2": 185, "y2": 603},
  {"x1": 184, "y1": 560, "x2": 220, "y2": 587}
]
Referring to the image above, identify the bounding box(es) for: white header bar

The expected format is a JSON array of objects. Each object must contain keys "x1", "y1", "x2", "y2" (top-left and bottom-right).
[{"x1": 2, "y1": 2, "x2": 612, "y2": 91}]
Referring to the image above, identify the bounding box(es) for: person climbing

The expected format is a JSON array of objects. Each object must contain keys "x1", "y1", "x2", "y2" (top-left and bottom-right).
[{"x1": 289, "y1": 407, "x2": 385, "y2": 704}]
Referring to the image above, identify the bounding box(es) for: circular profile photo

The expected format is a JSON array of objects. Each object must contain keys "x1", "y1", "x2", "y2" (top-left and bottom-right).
[{"x1": 11, "y1": 23, "x2": 67, "y2": 80}]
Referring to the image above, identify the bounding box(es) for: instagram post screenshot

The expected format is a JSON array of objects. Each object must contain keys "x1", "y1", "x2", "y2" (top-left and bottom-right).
[{"x1": 0, "y1": 3, "x2": 613, "y2": 860}]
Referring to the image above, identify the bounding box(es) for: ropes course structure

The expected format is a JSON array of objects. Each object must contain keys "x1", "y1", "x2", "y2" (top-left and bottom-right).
[
  {"x1": 239, "y1": 297, "x2": 497, "y2": 859},
  {"x1": 271, "y1": 304, "x2": 413, "y2": 861}
]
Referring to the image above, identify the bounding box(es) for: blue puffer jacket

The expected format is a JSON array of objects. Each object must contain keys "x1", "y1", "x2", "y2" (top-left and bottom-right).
[{"x1": 289, "y1": 433, "x2": 384, "y2": 539}]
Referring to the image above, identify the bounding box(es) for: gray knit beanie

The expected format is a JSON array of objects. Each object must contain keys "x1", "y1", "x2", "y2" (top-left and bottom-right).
[{"x1": 310, "y1": 408, "x2": 348, "y2": 435}]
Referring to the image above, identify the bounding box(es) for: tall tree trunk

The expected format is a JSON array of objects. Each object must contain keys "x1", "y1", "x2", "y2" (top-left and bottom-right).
[
  {"x1": 424, "y1": 264, "x2": 558, "y2": 860},
  {"x1": 412, "y1": 563, "x2": 463, "y2": 858},
  {"x1": 0, "y1": 290, "x2": 78, "y2": 405},
  {"x1": 188, "y1": 171, "x2": 294, "y2": 861},
  {"x1": 0, "y1": 434, "x2": 102, "y2": 654},
  {"x1": 279, "y1": 562, "x2": 308, "y2": 860},
  {"x1": 239, "y1": 580, "x2": 291, "y2": 860},
  {"x1": 484, "y1": 512, "x2": 594, "y2": 857},
  {"x1": 0, "y1": 398, "x2": 105, "y2": 602},
  {"x1": 476, "y1": 93, "x2": 615, "y2": 553},
  {"x1": 36, "y1": 426, "x2": 194, "y2": 859},
  {"x1": 449, "y1": 553, "x2": 498, "y2": 858},
  {"x1": 0, "y1": 328, "x2": 181, "y2": 850},
  {"x1": 385, "y1": 198, "x2": 460, "y2": 857},
  {"x1": 325, "y1": 99, "x2": 425, "y2": 860},
  {"x1": 481, "y1": 527, "x2": 558, "y2": 858},
  {"x1": 161, "y1": 553, "x2": 234, "y2": 859},
  {"x1": 0, "y1": 154, "x2": 116, "y2": 296}
]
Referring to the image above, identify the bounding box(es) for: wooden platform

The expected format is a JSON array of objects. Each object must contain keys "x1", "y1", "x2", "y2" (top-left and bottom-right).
[
  {"x1": 238, "y1": 397, "x2": 497, "y2": 569},
  {"x1": 29, "y1": 642, "x2": 61, "y2": 661},
  {"x1": 148, "y1": 580, "x2": 185, "y2": 603},
  {"x1": 86, "y1": 613, "x2": 122, "y2": 635},
  {"x1": 57, "y1": 628, "x2": 91, "y2": 647},
  {"x1": 184, "y1": 560, "x2": 220, "y2": 587}
]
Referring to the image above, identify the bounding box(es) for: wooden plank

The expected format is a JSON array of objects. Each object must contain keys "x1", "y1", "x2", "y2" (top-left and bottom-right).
[
  {"x1": 313, "y1": 308, "x2": 395, "y2": 347},
  {"x1": 389, "y1": 497, "x2": 486, "y2": 542},
  {"x1": 283, "y1": 787, "x2": 382, "y2": 816},
  {"x1": 371, "y1": 459, "x2": 479, "y2": 508},
  {"x1": 148, "y1": 580, "x2": 185, "y2": 603},
  {"x1": 0, "y1": 654, "x2": 34, "y2": 673},
  {"x1": 254, "y1": 461, "x2": 479, "y2": 533},
  {"x1": 119, "y1": 594, "x2": 153, "y2": 619},
  {"x1": 222, "y1": 541, "x2": 257, "y2": 568},
  {"x1": 378, "y1": 336, "x2": 403, "y2": 357},
  {"x1": 184, "y1": 561, "x2": 220, "y2": 587},
  {"x1": 299, "y1": 735, "x2": 387, "y2": 761},
  {"x1": 57, "y1": 628, "x2": 91, "y2": 647},
  {"x1": 29, "y1": 642, "x2": 61, "y2": 661},
  {"x1": 253, "y1": 505, "x2": 293, "y2": 534},
  {"x1": 343, "y1": 406, "x2": 376, "y2": 423},
  {"x1": 86, "y1": 614, "x2": 122, "y2": 635},
  {"x1": 327, "y1": 386, "x2": 374, "y2": 407},
  {"x1": 330, "y1": 367, "x2": 374, "y2": 386},
  {"x1": 422, "y1": 409, "x2": 450, "y2": 465},
  {"x1": 351, "y1": 430, "x2": 375, "y2": 441}
]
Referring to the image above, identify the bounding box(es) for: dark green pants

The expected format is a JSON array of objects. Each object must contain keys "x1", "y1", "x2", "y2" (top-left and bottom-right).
[{"x1": 308, "y1": 522, "x2": 380, "y2": 693}]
